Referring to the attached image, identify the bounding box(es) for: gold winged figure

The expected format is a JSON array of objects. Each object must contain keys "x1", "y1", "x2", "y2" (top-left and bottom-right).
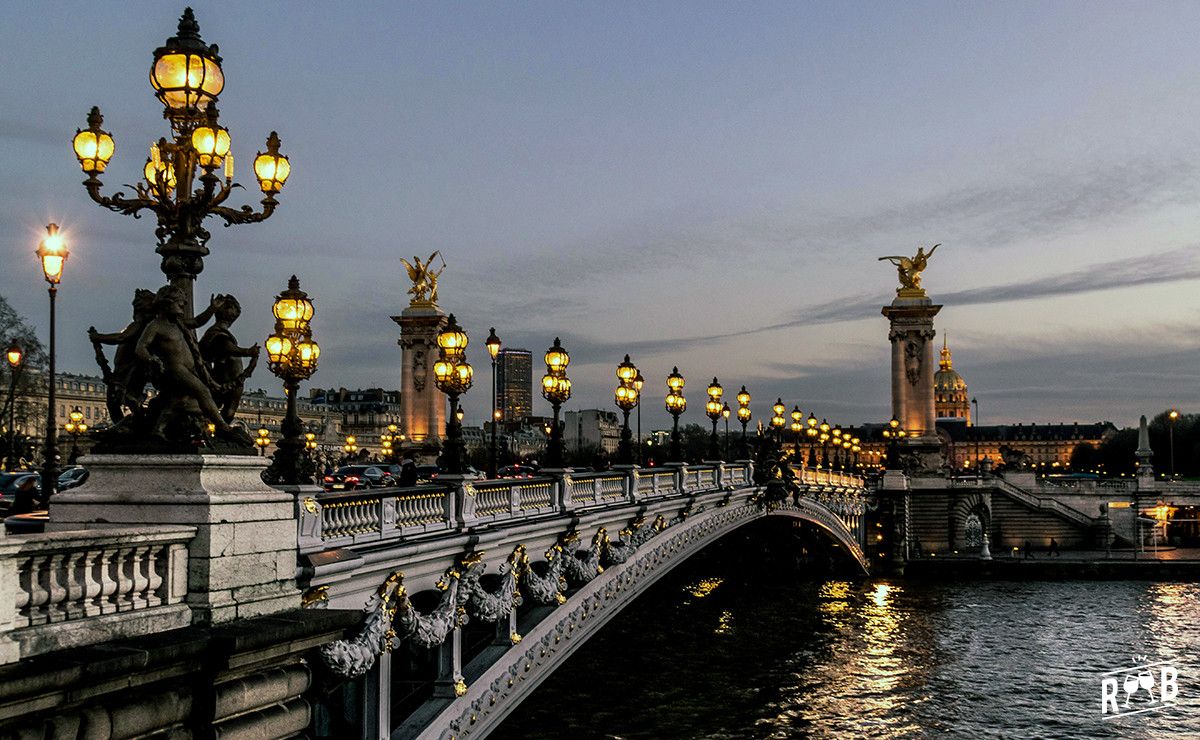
[
  {"x1": 400, "y1": 251, "x2": 447, "y2": 306},
  {"x1": 879, "y1": 244, "x2": 939, "y2": 294}
]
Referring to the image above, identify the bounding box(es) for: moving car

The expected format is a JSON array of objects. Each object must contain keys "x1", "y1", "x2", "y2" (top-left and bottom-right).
[
  {"x1": 58, "y1": 466, "x2": 89, "y2": 491},
  {"x1": 497, "y1": 465, "x2": 538, "y2": 479},
  {"x1": 322, "y1": 465, "x2": 394, "y2": 491}
]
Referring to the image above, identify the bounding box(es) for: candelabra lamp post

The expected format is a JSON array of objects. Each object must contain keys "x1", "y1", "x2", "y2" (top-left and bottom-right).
[
  {"x1": 263, "y1": 276, "x2": 319, "y2": 484},
  {"x1": 722, "y1": 402, "x2": 731, "y2": 460},
  {"x1": 540, "y1": 339, "x2": 571, "y2": 469},
  {"x1": 433, "y1": 315, "x2": 473, "y2": 475},
  {"x1": 254, "y1": 427, "x2": 271, "y2": 456},
  {"x1": 806, "y1": 413, "x2": 818, "y2": 468},
  {"x1": 486, "y1": 328, "x2": 501, "y2": 478},
  {"x1": 5, "y1": 341, "x2": 23, "y2": 472},
  {"x1": 634, "y1": 370, "x2": 645, "y2": 465},
  {"x1": 736, "y1": 386, "x2": 752, "y2": 458},
  {"x1": 819, "y1": 419, "x2": 831, "y2": 468},
  {"x1": 705, "y1": 378, "x2": 724, "y2": 460},
  {"x1": 343, "y1": 435, "x2": 358, "y2": 461},
  {"x1": 851, "y1": 438, "x2": 861, "y2": 473},
  {"x1": 37, "y1": 224, "x2": 68, "y2": 498},
  {"x1": 71, "y1": 9, "x2": 290, "y2": 320},
  {"x1": 841, "y1": 438, "x2": 852, "y2": 472},
  {"x1": 770, "y1": 399, "x2": 786, "y2": 445},
  {"x1": 64, "y1": 407, "x2": 88, "y2": 464},
  {"x1": 665, "y1": 367, "x2": 686, "y2": 463},
  {"x1": 790, "y1": 406, "x2": 804, "y2": 463},
  {"x1": 882, "y1": 417, "x2": 907, "y2": 469},
  {"x1": 614, "y1": 355, "x2": 639, "y2": 465},
  {"x1": 1168, "y1": 408, "x2": 1179, "y2": 479}
]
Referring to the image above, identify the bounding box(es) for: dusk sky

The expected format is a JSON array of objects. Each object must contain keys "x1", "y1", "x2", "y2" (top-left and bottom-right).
[{"x1": 4, "y1": 1, "x2": 1200, "y2": 430}]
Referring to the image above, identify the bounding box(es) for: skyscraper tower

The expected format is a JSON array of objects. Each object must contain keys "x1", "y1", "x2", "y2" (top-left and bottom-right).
[{"x1": 496, "y1": 348, "x2": 533, "y2": 422}]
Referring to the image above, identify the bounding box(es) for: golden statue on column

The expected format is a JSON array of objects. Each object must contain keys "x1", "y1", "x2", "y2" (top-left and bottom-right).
[
  {"x1": 400, "y1": 251, "x2": 447, "y2": 307},
  {"x1": 879, "y1": 244, "x2": 939, "y2": 297}
]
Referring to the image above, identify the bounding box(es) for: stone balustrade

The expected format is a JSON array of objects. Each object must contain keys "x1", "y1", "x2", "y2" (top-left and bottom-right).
[
  {"x1": 297, "y1": 462, "x2": 870, "y2": 556},
  {"x1": 0, "y1": 525, "x2": 194, "y2": 663}
]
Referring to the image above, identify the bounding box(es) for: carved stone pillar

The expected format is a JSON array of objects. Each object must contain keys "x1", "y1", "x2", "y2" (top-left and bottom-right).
[
  {"x1": 392, "y1": 305, "x2": 448, "y2": 463},
  {"x1": 882, "y1": 293, "x2": 942, "y2": 470}
]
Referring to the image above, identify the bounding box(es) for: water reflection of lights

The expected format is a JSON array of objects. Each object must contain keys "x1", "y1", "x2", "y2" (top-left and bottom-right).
[
  {"x1": 714, "y1": 610, "x2": 734, "y2": 635},
  {"x1": 685, "y1": 577, "x2": 724, "y2": 599},
  {"x1": 872, "y1": 582, "x2": 892, "y2": 608}
]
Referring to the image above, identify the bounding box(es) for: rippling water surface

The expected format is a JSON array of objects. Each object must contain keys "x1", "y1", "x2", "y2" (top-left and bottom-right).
[{"x1": 491, "y1": 531, "x2": 1199, "y2": 739}]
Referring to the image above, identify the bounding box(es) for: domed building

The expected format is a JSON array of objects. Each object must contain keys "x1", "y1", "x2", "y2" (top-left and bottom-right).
[{"x1": 934, "y1": 335, "x2": 971, "y2": 424}]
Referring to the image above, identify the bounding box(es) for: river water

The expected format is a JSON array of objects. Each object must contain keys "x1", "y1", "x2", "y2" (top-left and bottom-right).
[{"x1": 491, "y1": 524, "x2": 1200, "y2": 739}]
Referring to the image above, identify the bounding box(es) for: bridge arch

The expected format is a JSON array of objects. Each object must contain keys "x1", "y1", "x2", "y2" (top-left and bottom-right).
[{"x1": 411, "y1": 489, "x2": 866, "y2": 740}]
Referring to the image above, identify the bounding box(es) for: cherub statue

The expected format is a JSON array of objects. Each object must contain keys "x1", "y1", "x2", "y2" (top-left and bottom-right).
[
  {"x1": 89, "y1": 289, "x2": 216, "y2": 423},
  {"x1": 879, "y1": 244, "x2": 940, "y2": 293},
  {"x1": 135, "y1": 285, "x2": 241, "y2": 441},
  {"x1": 400, "y1": 251, "x2": 446, "y2": 306},
  {"x1": 199, "y1": 295, "x2": 260, "y2": 423}
]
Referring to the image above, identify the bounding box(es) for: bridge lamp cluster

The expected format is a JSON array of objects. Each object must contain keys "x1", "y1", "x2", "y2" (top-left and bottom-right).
[
  {"x1": 433, "y1": 316, "x2": 474, "y2": 474},
  {"x1": 613, "y1": 355, "x2": 640, "y2": 464},
  {"x1": 64, "y1": 407, "x2": 88, "y2": 437},
  {"x1": 343, "y1": 435, "x2": 358, "y2": 455},
  {"x1": 71, "y1": 9, "x2": 290, "y2": 248},
  {"x1": 540, "y1": 338, "x2": 572, "y2": 468},
  {"x1": 705, "y1": 378, "x2": 724, "y2": 460},
  {"x1": 664, "y1": 367, "x2": 686, "y2": 462},
  {"x1": 255, "y1": 427, "x2": 271, "y2": 454}
]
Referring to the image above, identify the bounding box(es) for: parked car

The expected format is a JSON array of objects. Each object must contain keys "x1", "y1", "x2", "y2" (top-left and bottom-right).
[
  {"x1": 322, "y1": 465, "x2": 394, "y2": 491},
  {"x1": 415, "y1": 465, "x2": 439, "y2": 483},
  {"x1": 497, "y1": 465, "x2": 538, "y2": 479},
  {"x1": 58, "y1": 466, "x2": 89, "y2": 491}
]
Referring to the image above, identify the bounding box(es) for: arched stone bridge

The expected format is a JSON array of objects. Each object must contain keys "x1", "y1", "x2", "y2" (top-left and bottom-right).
[{"x1": 296, "y1": 462, "x2": 869, "y2": 739}]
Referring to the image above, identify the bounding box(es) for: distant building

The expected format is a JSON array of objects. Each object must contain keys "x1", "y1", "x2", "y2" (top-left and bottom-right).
[
  {"x1": 564, "y1": 409, "x2": 620, "y2": 454},
  {"x1": 937, "y1": 420, "x2": 1117, "y2": 470},
  {"x1": 309, "y1": 387, "x2": 402, "y2": 455},
  {"x1": 496, "y1": 349, "x2": 533, "y2": 422},
  {"x1": 934, "y1": 337, "x2": 971, "y2": 423}
]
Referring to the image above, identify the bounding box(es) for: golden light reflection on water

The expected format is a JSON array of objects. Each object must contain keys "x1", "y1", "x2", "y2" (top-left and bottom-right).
[
  {"x1": 714, "y1": 610, "x2": 734, "y2": 635},
  {"x1": 685, "y1": 577, "x2": 724, "y2": 599},
  {"x1": 763, "y1": 580, "x2": 923, "y2": 738}
]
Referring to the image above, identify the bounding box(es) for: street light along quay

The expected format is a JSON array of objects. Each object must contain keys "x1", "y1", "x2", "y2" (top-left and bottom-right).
[
  {"x1": 705, "y1": 378, "x2": 723, "y2": 461},
  {"x1": 633, "y1": 370, "x2": 645, "y2": 465},
  {"x1": 614, "y1": 355, "x2": 639, "y2": 466},
  {"x1": 264, "y1": 276, "x2": 319, "y2": 484},
  {"x1": 1168, "y1": 408, "x2": 1179, "y2": 479},
  {"x1": 433, "y1": 315, "x2": 473, "y2": 475},
  {"x1": 722, "y1": 401, "x2": 731, "y2": 460},
  {"x1": 664, "y1": 367, "x2": 686, "y2": 463},
  {"x1": 5, "y1": 341, "x2": 23, "y2": 471},
  {"x1": 36, "y1": 224, "x2": 68, "y2": 498},
  {"x1": 71, "y1": 8, "x2": 289, "y2": 318},
  {"x1": 541, "y1": 339, "x2": 571, "y2": 469},
  {"x1": 486, "y1": 328, "x2": 501, "y2": 479}
]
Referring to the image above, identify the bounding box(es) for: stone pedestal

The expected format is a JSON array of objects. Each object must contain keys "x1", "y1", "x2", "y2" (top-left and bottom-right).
[
  {"x1": 48, "y1": 454, "x2": 301, "y2": 624},
  {"x1": 392, "y1": 304, "x2": 448, "y2": 456},
  {"x1": 882, "y1": 293, "x2": 941, "y2": 441}
]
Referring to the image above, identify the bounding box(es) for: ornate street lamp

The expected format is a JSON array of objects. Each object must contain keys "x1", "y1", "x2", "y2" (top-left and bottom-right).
[
  {"x1": 36, "y1": 224, "x2": 68, "y2": 497},
  {"x1": 5, "y1": 341, "x2": 23, "y2": 472},
  {"x1": 819, "y1": 418, "x2": 831, "y2": 468},
  {"x1": 705, "y1": 378, "x2": 724, "y2": 460},
  {"x1": 434, "y1": 315, "x2": 473, "y2": 475},
  {"x1": 614, "y1": 355, "x2": 639, "y2": 465},
  {"x1": 263, "y1": 276, "x2": 319, "y2": 484},
  {"x1": 1168, "y1": 408, "x2": 1179, "y2": 479},
  {"x1": 72, "y1": 9, "x2": 289, "y2": 319},
  {"x1": 486, "y1": 328, "x2": 501, "y2": 478},
  {"x1": 540, "y1": 338, "x2": 571, "y2": 468},
  {"x1": 64, "y1": 407, "x2": 89, "y2": 463},
  {"x1": 770, "y1": 398, "x2": 786, "y2": 443},
  {"x1": 722, "y1": 401, "x2": 731, "y2": 460},
  {"x1": 806, "y1": 413, "x2": 819, "y2": 468},
  {"x1": 633, "y1": 370, "x2": 645, "y2": 465},
  {"x1": 789, "y1": 406, "x2": 804, "y2": 464},
  {"x1": 736, "y1": 386, "x2": 752, "y2": 458},
  {"x1": 882, "y1": 417, "x2": 907, "y2": 469},
  {"x1": 665, "y1": 367, "x2": 686, "y2": 462},
  {"x1": 255, "y1": 426, "x2": 271, "y2": 456}
]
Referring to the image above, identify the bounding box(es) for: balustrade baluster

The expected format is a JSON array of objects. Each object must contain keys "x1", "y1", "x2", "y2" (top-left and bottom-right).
[
  {"x1": 97, "y1": 548, "x2": 119, "y2": 615},
  {"x1": 44, "y1": 553, "x2": 68, "y2": 623},
  {"x1": 81, "y1": 550, "x2": 102, "y2": 617},
  {"x1": 15, "y1": 555, "x2": 36, "y2": 628},
  {"x1": 130, "y1": 546, "x2": 151, "y2": 610},
  {"x1": 147, "y1": 544, "x2": 166, "y2": 607},
  {"x1": 114, "y1": 547, "x2": 137, "y2": 611},
  {"x1": 62, "y1": 550, "x2": 88, "y2": 620}
]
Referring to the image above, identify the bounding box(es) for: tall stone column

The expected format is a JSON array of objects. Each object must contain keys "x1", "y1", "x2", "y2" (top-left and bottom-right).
[
  {"x1": 392, "y1": 304, "x2": 447, "y2": 462},
  {"x1": 881, "y1": 292, "x2": 942, "y2": 460}
]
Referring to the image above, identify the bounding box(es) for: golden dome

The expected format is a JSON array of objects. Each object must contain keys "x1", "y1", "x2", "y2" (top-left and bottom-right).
[{"x1": 934, "y1": 334, "x2": 971, "y2": 422}]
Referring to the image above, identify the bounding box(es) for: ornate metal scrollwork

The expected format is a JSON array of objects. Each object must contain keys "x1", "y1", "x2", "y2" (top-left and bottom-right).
[
  {"x1": 460, "y1": 545, "x2": 524, "y2": 623},
  {"x1": 317, "y1": 571, "x2": 405, "y2": 679}
]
